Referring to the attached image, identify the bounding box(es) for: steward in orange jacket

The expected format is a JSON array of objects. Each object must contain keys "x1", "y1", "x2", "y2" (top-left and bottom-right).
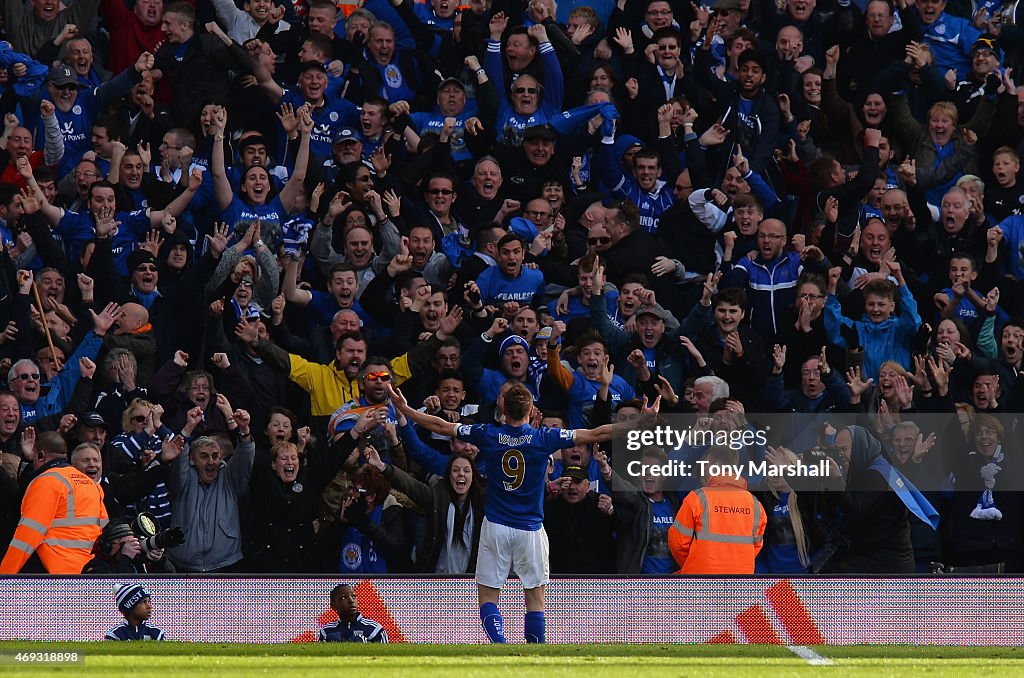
[
  {"x1": 1, "y1": 433, "x2": 108, "y2": 574},
  {"x1": 668, "y1": 468, "x2": 766, "y2": 574}
]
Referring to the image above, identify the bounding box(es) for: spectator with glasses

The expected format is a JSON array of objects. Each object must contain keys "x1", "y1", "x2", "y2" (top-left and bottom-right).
[
  {"x1": 108, "y1": 398, "x2": 176, "y2": 526},
  {"x1": 6, "y1": 297, "x2": 118, "y2": 425},
  {"x1": 487, "y1": 18, "x2": 564, "y2": 146},
  {"x1": 720, "y1": 218, "x2": 829, "y2": 342}
]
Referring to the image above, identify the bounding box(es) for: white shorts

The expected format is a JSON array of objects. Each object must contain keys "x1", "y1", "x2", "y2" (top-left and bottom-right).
[{"x1": 475, "y1": 517, "x2": 550, "y2": 590}]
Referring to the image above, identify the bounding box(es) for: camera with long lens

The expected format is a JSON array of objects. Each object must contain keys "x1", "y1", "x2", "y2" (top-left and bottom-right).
[{"x1": 131, "y1": 511, "x2": 185, "y2": 553}]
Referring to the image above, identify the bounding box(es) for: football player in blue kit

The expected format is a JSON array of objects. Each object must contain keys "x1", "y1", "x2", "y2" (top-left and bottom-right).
[{"x1": 388, "y1": 381, "x2": 657, "y2": 644}]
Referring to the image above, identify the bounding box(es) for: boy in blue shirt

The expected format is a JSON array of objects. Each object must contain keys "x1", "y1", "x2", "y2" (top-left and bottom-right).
[{"x1": 824, "y1": 260, "x2": 921, "y2": 380}]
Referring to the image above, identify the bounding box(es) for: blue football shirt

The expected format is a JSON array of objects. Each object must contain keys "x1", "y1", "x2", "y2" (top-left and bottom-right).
[{"x1": 456, "y1": 423, "x2": 576, "y2": 531}]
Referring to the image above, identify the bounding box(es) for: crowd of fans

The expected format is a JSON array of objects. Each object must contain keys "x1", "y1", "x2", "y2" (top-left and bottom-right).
[{"x1": 0, "y1": 0, "x2": 1022, "y2": 576}]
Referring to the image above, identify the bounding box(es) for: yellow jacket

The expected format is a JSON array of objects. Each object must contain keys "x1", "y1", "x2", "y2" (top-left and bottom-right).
[{"x1": 289, "y1": 353, "x2": 412, "y2": 417}]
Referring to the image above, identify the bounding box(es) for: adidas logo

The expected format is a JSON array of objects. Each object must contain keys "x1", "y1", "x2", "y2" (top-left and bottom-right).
[{"x1": 707, "y1": 580, "x2": 824, "y2": 644}]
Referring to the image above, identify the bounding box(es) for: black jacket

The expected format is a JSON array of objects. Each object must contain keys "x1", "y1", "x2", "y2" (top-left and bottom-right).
[
  {"x1": 544, "y1": 492, "x2": 617, "y2": 574},
  {"x1": 383, "y1": 463, "x2": 484, "y2": 573},
  {"x1": 608, "y1": 469, "x2": 682, "y2": 574},
  {"x1": 242, "y1": 440, "x2": 349, "y2": 573},
  {"x1": 153, "y1": 32, "x2": 252, "y2": 127}
]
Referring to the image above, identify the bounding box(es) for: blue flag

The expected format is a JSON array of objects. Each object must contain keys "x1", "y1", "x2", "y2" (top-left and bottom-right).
[
  {"x1": 870, "y1": 457, "x2": 941, "y2": 530},
  {"x1": 549, "y1": 102, "x2": 619, "y2": 136},
  {"x1": 0, "y1": 42, "x2": 49, "y2": 97}
]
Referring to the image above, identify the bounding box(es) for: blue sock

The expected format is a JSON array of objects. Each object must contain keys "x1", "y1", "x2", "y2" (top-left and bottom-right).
[
  {"x1": 524, "y1": 611, "x2": 546, "y2": 643},
  {"x1": 479, "y1": 602, "x2": 506, "y2": 643}
]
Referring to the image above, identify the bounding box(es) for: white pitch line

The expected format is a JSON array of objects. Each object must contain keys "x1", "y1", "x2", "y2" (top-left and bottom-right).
[{"x1": 786, "y1": 645, "x2": 833, "y2": 665}]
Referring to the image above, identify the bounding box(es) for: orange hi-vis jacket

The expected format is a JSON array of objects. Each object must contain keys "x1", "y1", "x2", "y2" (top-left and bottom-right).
[
  {"x1": 0, "y1": 464, "x2": 108, "y2": 574},
  {"x1": 668, "y1": 476, "x2": 766, "y2": 574}
]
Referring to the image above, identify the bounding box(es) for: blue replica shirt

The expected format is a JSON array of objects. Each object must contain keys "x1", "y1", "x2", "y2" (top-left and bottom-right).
[
  {"x1": 548, "y1": 291, "x2": 619, "y2": 324},
  {"x1": 222, "y1": 194, "x2": 287, "y2": 249},
  {"x1": 410, "y1": 110, "x2": 477, "y2": 162},
  {"x1": 920, "y1": 13, "x2": 981, "y2": 77},
  {"x1": 52, "y1": 209, "x2": 98, "y2": 261},
  {"x1": 599, "y1": 141, "x2": 676, "y2": 233},
  {"x1": 565, "y1": 373, "x2": 635, "y2": 429},
  {"x1": 282, "y1": 90, "x2": 359, "y2": 161},
  {"x1": 998, "y1": 215, "x2": 1024, "y2": 278},
  {"x1": 105, "y1": 621, "x2": 165, "y2": 641},
  {"x1": 475, "y1": 265, "x2": 545, "y2": 305},
  {"x1": 756, "y1": 492, "x2": 807, "y2": 574},
  {"x1": 641, "y1": 497, "x2": 676, "y2": 574},
  {"x1": 456, "y1": 423, "x2": 577, "y2": 530},
  {"x1": 412, "y1": 2, "x2": 455, "y2": 29},
  {"x1": 49, "y1": 96, "x2": 98, "y2": 178},
  {"x1": 0, "y1": 221, "x2": 14, "y2": 251},
  {"x1": 112, "y1": 210, "x2": 157, "y2": 276},
  {"x1": 318, "y1": 615, "x2": 388, "y2": 642},
  {"x1": 55, "y1": 209, "x2": 150, "y2": 275}
]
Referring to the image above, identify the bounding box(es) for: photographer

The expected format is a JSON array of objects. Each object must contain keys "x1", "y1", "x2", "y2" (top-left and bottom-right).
[
  {"x1": 82, "y1": 520, "x2": 177, "y2": 574},
  {"x1": 335, "y1": 458, "x2": 412, "y2": 574}
]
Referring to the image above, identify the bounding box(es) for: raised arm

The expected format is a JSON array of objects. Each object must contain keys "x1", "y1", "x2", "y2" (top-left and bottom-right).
[
  {"x1": 16, "y1": 156, "x2": 63, "y2": 225},
  {"x1": 575, "y1": 396, "x2": 659, "y2": 444},
  {"x1": 278, "y1": 109, "x2": 312, "y2": 214},
  {"x1": 150, "y1": 167, "x2": 202, "y2": 226},
  {"x1": 386, "y1": 385, "x2": 458, "y2": 438},
  {"x1": 244, "y1": 39, "x2": 284, "y2": 104},
  {"x1": 208, "y1": 105, "x2": 234, "y2": 211},
  {"x1": 281, "y1": 255, "x2": 313, "y2": 306}
]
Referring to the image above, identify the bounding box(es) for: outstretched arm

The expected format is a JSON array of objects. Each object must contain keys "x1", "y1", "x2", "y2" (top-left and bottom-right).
[
  {"x1": 575, "y1": 395, "x2": 660, "y2": 444},
  {"x1": 386, "y1": 385, "x2": 458, "y2": 437}
]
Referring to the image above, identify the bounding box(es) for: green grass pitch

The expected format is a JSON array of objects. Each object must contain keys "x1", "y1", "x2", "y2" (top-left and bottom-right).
[{"x1": 1, "y1": 642, "x2": 1023, "y2": 677}]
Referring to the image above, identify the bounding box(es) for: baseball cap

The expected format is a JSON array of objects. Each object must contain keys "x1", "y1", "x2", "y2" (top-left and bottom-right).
[
  {"x1": 437, "y1": 77, "x2": 466, "y2": 92},
  {"x1": 80, "y1": 411, "x2": 107, "y2": 428},
  {"x1": 48, "y1": 64, "x2": 83, "y2": 88},
  {"x1": 637, "y1": 306, "x2": 671, "y2": 323},
  {"x1": 561, "y1": 465, "x2": 588, "y2": 481},
  {"x1": 535, "y1": 326, "x2": 553, "y2": 341},
  {"x1": 523, "y1": 124, "x2": 556, "y2": 142},
  {"x1": 333, "y1": 127, "x2": 360, "y2": 144}
]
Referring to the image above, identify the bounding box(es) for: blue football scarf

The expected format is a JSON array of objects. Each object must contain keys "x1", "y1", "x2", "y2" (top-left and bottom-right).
[
  {"x1": 869, "y1": 457, "x2": 940, "y2": 529},
  {"x1": 0, "y1": 42, "x2": 49, "y2": 96},
  {"x1": 550, "y1": 103, "x2": 619, "y2": 137}
]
